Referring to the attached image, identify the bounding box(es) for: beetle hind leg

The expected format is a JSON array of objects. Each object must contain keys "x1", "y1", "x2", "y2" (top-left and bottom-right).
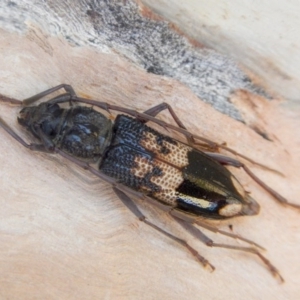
[
  {"x1": 207, "y1": 152, "x2": 300, "y2": 210},
  {"x1": 173, "y1": 216, "x2": 284, "y2": 282},
  {"x1": 195, "y1": 219, "x2": 265, "y2": 250}
]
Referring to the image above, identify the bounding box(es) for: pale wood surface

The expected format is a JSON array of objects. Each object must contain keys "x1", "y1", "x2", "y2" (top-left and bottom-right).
[{"x1": 0, "y1": 7, "x2": 300, "y2": 300}]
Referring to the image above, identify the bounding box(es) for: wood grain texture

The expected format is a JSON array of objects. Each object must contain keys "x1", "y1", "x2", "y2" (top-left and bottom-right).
[{"x1": 0, "y1": 1, "x2": 299, "y2": 299}]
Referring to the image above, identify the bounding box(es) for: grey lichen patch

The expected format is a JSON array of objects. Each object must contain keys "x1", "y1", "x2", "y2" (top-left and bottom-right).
[
  {"x1": 84, "y1": 0, "x2": 268, "y2": 120},
  {"x1": 0, "y1": 0, "x2": 270, "y2": 120}
]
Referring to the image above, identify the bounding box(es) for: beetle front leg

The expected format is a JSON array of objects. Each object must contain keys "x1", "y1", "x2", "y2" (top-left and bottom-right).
[
  {"x1": 1, "y1": 86, "x2": 278, "y2": 168},
  {"x1": 0, "y1": 114, "x2": 73, "y2": 155},
  {"x1": 112, "y1": 186, "x2": 215, "y2": 271},
  {"x1": 22, "y1": 84, "x2": 76, "y2": 106},
  {"x1": 207, "y1": 152, "x2": 300, "y2": 209},
  {"x1": 54, "y1": 95, "x2": 273, "y2": 161},
  {"x1": 4, "y1": 85, "x2": 279, "y2": 169},
  {"x1": 0, "y1": 116, "x2": 50, "y2": 152},
  {"x1": 0, "y1": 94, "x2": 22, "y2": 105},
  {"x1": 0, "y1": 84, "x2": 76, "y2": 107}
]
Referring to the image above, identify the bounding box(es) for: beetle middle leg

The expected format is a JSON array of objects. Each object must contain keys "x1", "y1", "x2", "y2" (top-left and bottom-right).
[
  {"x1": 109, "y1": 99, "x2": 295, "y2": 208},
  {"x1": 49, "y1": 91, "x2": 278, "y2": 167},
  {"x1": 1, "y1": 86, "x2": 291, "y2": 172},
  {"x1": 120, "y1": 102, "x2": 279, "y2": 171},
  {"x1": 140, "y1": 102, "x2": 222, "y2": 150},
  {"x1": 0, "y1": 107, "x2": 215, "y2": 271},
  {"x1": 19, "y1": 85, "x2": 281, "y2": 161},
  {"x1": 112, "y1": 186, "x2": 215, "y2": 271},
  {"x1": 1, "y1": 86, "x2": 296, "y2": 208},
  {"x1": 0, "y1": 117, "x2": 283, "y2": 281},
  {"x1": 0, "y1": 84, "x2": 283, "y2": 166}
]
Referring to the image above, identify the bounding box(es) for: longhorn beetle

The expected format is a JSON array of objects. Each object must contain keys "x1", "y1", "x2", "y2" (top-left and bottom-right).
[{"x1": 0, "y1": 84, "x2": 298, "y2": 282}]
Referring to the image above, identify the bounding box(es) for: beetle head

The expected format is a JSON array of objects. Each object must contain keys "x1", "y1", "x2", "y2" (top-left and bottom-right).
[{"x1": 18, "y1": 103, "x2": 63, "y2": 139}]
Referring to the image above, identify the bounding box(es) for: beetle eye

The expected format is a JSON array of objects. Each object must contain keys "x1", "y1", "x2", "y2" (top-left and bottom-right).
[{"x1": 18, "y1": 107, "x2": 33, "y2": 126}]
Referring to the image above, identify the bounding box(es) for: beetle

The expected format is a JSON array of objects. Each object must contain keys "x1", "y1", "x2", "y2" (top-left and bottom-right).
[{"x1": 0, "y1": 84, "x2": 298, "y2": 282}]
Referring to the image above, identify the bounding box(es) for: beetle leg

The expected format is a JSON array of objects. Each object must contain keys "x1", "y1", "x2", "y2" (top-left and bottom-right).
[
  {"x1": 0, "y1": 87, "x2": 280, "y2": 168},
  {"x1": 76, "y1": 97, "x2": 278, "y2": 168},
  {"x1": 206, "y1": 152, "x2": 300, "y2": 209},
  {"x1": 0, "y1": 116, "x2": 49, "y2": 152},
  {"x1": 170, "y1": 209, "x2": 264, "y2": 249},
  {"x1": 134, "y1": 102, "x2": 217, "y2": 149},
  {"x1": 0, "y1": 86, "x2": 281, "y2": 167},
  {"x1": 195, "y1": 219, "x2": 265, "y2": 249},
  {"x1": 0, "y1": 114, "x2": 214, "y2": 269},
  {"x1": 0, "y1": 94, "x2": 22, "y2": 105},
  {"x1": 9, "y1": 85, "x2": 275, "y2": 165},
  {"x1": 142, "y1": 103, "x2": 186, "y2": 128},
  {"x1": 173, "y1": 216, "x2": 284, "y2": 282},
  {"x1": 139, "y1": 103, "x2": 193, "y2": 145},
  {"x1": 7, "y1": 120, "x2": 57, "y2": 153},
  {"x1": 0, "y1": 84, "x2": 75, "y2": 106},
  {"x1": 112, "y1": 186, "x2": 215, "y2": 271},
  {"x1": 22, "y1": 84, "x2": 76, "y2": 106},
  {"x1": 46, "y1": 92, "x2": 279, "y2": 166}
]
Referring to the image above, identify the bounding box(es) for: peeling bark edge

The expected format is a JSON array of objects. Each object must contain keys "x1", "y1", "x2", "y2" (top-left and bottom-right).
[{"x1": 0, "y1": 0, "x2": 272, "y2": 122}]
